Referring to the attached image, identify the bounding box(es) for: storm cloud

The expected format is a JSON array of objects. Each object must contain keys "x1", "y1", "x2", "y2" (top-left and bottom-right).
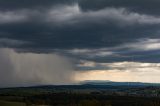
[{"x1": 0, "y1": 0, "x2": 160, "y2": 86}]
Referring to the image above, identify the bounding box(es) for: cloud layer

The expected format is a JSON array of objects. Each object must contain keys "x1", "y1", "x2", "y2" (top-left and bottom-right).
[
  {"x1": 0, "y1": 0, "x2": 160, "y2": 86},
  {"x1": 1, "y1": 4, "x2": 160, "y2": 26}
]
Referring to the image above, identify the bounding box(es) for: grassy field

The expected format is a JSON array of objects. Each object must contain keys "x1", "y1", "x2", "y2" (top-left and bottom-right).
[
  {"x1": 0, "y1": 100, "x2": 52, "y2": 106},
  {"x1": 0, "y1": 100, "x2": 26, "y2": 106}
]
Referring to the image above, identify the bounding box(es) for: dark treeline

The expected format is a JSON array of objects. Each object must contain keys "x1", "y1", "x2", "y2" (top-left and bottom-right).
[
  {"x1": 1, "y1": 85, "x2": 160, "y2": 106},
  {"x1": 18, "y1": 93, "x2": 160, "y2": 106}
]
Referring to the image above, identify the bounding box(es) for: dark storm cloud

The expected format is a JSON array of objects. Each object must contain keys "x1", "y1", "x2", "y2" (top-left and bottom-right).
[
  {"x1": 0, "y1": 0, "x2": 75, "y2": 10},
  {"x1": 0, "y1": 0, "x2": 160, "y2": 64},
  {"x1": 79, "y1": 0, "x2": 160, "y2": 15},
  {"x1": 58, "y1": 38, "x2": 160, "y2": 64},
  {"x1": 1, "y1": 0, "x2": 159, "y2": 15},
  {"x1": 0, "y1": 0, "x2": 160, "y2": 86}
]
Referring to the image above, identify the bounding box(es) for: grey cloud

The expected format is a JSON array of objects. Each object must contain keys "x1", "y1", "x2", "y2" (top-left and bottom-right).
[
  {"x1": 0, "y1": 0, "x2": 75, "y2": 10},
  {"x1": 0, "y1": 10, "x2": 28, "y2": 24},
  {"x1": 0, "y1": 38, "x2": 30, "y2": 48},
  {"x1": 67, "y1": 6, "x2": 160, "y2": 26},
  {"x1": 0, "y1": 0, "x2": 160, "y2": 17},
  {"x1": 0, "y1": 0, "x2": 160, "y2": 84},
  {"x1": 0, "y1": 0, "x2": 159, "y2": 85},
  {"x1": 1, "y1": 4, "x2": 160, "y2": 26},
  {"x1": 58, "y1": 38, "x2": 160, "y2": 64},
  {"x1": 118, "y1": 38, "x2": 160, "y2": 51},
  {"x1": 79, "y1": 0, "x2": 160, "y2": 16},
  {"x1": 0, "y1": 4, "x2": 159, "y2": 51},
  {"x1": 77, "y1": 60, "x2": 160, "y2": 72}
]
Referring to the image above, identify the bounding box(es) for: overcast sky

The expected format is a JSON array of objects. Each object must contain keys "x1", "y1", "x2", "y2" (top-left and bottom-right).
[{"x1": 0, "y1": 0, "x2": 160, "y2": 87}]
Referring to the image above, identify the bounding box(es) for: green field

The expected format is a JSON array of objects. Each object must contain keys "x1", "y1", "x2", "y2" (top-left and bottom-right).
[{"x1": 0, "y1": 100, "x2": 26, "y2": 106}]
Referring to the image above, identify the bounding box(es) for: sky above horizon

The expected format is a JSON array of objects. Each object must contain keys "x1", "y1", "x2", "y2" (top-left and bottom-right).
[{"x1": 0, "y1": 0, "x2": 160, "y2": 87}]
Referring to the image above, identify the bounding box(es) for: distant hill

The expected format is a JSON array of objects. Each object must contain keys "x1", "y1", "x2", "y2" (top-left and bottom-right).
[
  {"x1": 80, "y1": 80, "x2": 160, "y2": 86},
  {"x1": 1, "y1": 80, "x2": 160, "y2": 89}
]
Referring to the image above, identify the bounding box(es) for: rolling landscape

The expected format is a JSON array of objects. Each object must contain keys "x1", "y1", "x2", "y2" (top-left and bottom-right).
[
  {"x1": 0, "y1": 0, "x2": 160, "y2": 106},
  {"x1": 0, "y1": 81, "x2": 160, "y2": 106}
]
